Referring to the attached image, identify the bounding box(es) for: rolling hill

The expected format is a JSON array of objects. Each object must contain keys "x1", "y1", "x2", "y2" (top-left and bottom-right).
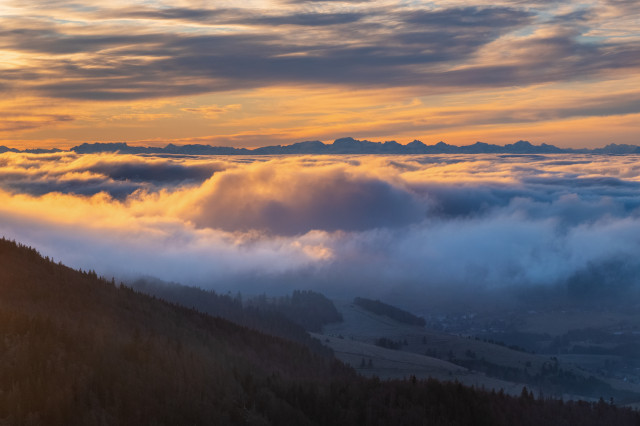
[{"x1": 1, "y1": 237, "x2": 639, "y2": 425}]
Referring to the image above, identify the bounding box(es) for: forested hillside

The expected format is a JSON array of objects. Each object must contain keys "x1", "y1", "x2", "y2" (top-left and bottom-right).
[
  {"x1": 131, "y1": 279, "x2": 335, "y2": 355},
  {"x1": 0, "y1": 238, "x2": 345, "y2": 425},
  {"x1": 1, "y1": 238, "x2": 639, "y2": 425},
  {"x1": 245, "y1": 290, "x2": 343, "y2": 332},
  {"x1": 354, "y1": 297, "x2": 426, "y2": 327}
]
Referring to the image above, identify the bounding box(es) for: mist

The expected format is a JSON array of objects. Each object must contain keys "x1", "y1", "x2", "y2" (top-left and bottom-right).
[{"x1": 2, "y1": 151, "x2": 640, "y2": 311}]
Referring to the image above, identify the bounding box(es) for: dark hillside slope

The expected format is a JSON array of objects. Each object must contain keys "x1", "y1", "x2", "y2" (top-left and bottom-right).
[
  {"x1": 131, "y1": 279, "x2": 335, "y2": 355},
  {"x1": 0, "y1": 238, "x2": 639, "y2": 425},
  {"x1": 0, "y1": 238, "x2": 346, "y2": 425},
  {"x1": 354, "y1": 297, "x2": 426, "y2": 327}
]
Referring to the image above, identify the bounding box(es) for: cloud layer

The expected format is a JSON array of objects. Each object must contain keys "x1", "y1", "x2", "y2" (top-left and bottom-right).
[
  {"x1": 3, "y1": 2, "x2": 637, "y2": 98},
  {"x1": 1, "y1": 0, "x2": 639, "y2": 148},
  {"x1": 2, "y1": 152, "x2": 640, "y2": 311}
]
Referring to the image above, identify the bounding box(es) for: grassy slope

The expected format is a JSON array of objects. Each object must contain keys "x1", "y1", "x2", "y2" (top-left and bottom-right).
[{"x1": 322, "y1": 301, "x2": 640, "y2": 402}]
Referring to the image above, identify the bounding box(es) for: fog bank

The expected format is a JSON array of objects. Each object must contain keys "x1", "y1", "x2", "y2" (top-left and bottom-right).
[{"x1": 2, "y1": 152, "x2": 640, "y2": 310}]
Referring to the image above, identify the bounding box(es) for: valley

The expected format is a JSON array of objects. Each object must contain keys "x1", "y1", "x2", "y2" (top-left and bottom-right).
[
  {"x1": 2, "y1": 237, "x2": 639, "y2": 424},
  {"x1": 319, "y1": 300, "x2": 640, "y2": 404}
]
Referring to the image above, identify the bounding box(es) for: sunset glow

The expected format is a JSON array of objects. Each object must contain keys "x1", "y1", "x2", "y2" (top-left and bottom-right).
[
  {"x1": 0, "y1": 151, "x2": 639, "y2": 309},
  {"x1": 4, "y1": 1, "x2": 640, "y2": 416},
  {"x1": 2, "y1": 0, "x2": 639, "y2": 149}
]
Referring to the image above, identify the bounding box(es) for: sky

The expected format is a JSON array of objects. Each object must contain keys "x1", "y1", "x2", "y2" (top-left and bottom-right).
[
  {"x1": 1, "y1": 0, "x2": 639, "y2": 149},
  {"x1": 2, "y1": 151, "x2": 640, "y2": 311}
]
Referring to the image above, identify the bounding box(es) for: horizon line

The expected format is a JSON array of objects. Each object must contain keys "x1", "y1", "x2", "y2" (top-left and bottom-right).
[{"x1": 1, "y1": 137, "x2": 639, "y2": 155}]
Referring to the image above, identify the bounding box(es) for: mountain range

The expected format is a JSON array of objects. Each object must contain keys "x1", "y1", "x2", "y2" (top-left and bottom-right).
[{"x1": 2, "y1": 138, "x2": 640, "y2": 156}]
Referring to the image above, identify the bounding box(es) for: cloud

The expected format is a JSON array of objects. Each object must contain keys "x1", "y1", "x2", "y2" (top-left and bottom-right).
[
  {"x1": 182, "y1": 104, "x2": 242, "y2": 119},
  {"x1": 115, "y1": 7, "x2": 225, "y2": 23},
  {"x1": 181, "y1": 158, "x2": 426, "y2": 235},
  {"x1": 4, "y1": 2, "x2": 638, "y2": 102},
  {"x1": 86, "y1": 159, "x2": 222, "y2": 184},
  {"x1": 114, "y1": 7, "x2": 366, "y2": 27},
  {"x1": 2, "y1": 152, "x2": 640, "y2": 312},
  {"x1": 0, "y1": 112, "x2": 74, "y2": 133},
  {"x1": 0, "y1": 152, "x2": 226, "y2": 197},
  {"x1": 401, "y1": 6, "x2": 533, "y2": 29},
  {"x1": 1, "y1": 0, "x2": 639, "y2": 148},
  {"x1": 286, "y1": 0, "x2": 370, "y2": 3},
  {"x1": 248, "y1": 12, "x2": 365, "y2": 26}
]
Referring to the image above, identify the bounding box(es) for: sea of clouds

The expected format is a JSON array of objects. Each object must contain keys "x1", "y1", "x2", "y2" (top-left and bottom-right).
[{"x1": 2, "y1": 152, "x2": 640, "y2": 311}]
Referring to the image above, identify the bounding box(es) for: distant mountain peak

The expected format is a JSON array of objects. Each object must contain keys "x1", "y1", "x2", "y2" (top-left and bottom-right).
[{"x1": 3, "y1": 137, "x2": 640, "y2": 156}]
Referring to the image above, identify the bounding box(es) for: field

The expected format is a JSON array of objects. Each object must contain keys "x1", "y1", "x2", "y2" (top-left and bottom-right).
[{"x1": 319, "y1": 301, "x2": 640, "y2": 404}]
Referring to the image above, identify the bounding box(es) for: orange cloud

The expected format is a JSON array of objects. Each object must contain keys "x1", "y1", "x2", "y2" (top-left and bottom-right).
[
  {"x1": 0, "y1": 1, "x2": 638, "y2": 148},
  {"x1": 3, "y1": 151, "x2": 640, "y2": 304}
]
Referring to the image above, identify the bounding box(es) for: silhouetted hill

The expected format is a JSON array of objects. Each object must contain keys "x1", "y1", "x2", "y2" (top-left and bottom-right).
[
  {"x1": 1, "y1": 237, "x2": 639, "y2": 425},
  {"x1": 0, "y1": 138, "x2": 627, "y2": 156},
  {"x1": 2, "y1": 138, "x2": 640, "y2": 156},
  {"x1": 354, "y1": 297, "x2": 426, "y2": 327},
  {"x1": 3, "y1": 138, "x2": 640, "y2": 156},
  {"x1": 0, "y1": 146, "x2": 61, "y2": 154},
  {"x1": 0, "y1": 238, "x2": 346, "y2": 424},
  {"x1": 246, "y1": 290, "x2": 343, "y2": 332},
  {"x1": 130, "y1": 278, "x2": 336, "y2": 355},
  {"x1": 591, "y1": 143, "x2": 640, "y2": 154}
]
